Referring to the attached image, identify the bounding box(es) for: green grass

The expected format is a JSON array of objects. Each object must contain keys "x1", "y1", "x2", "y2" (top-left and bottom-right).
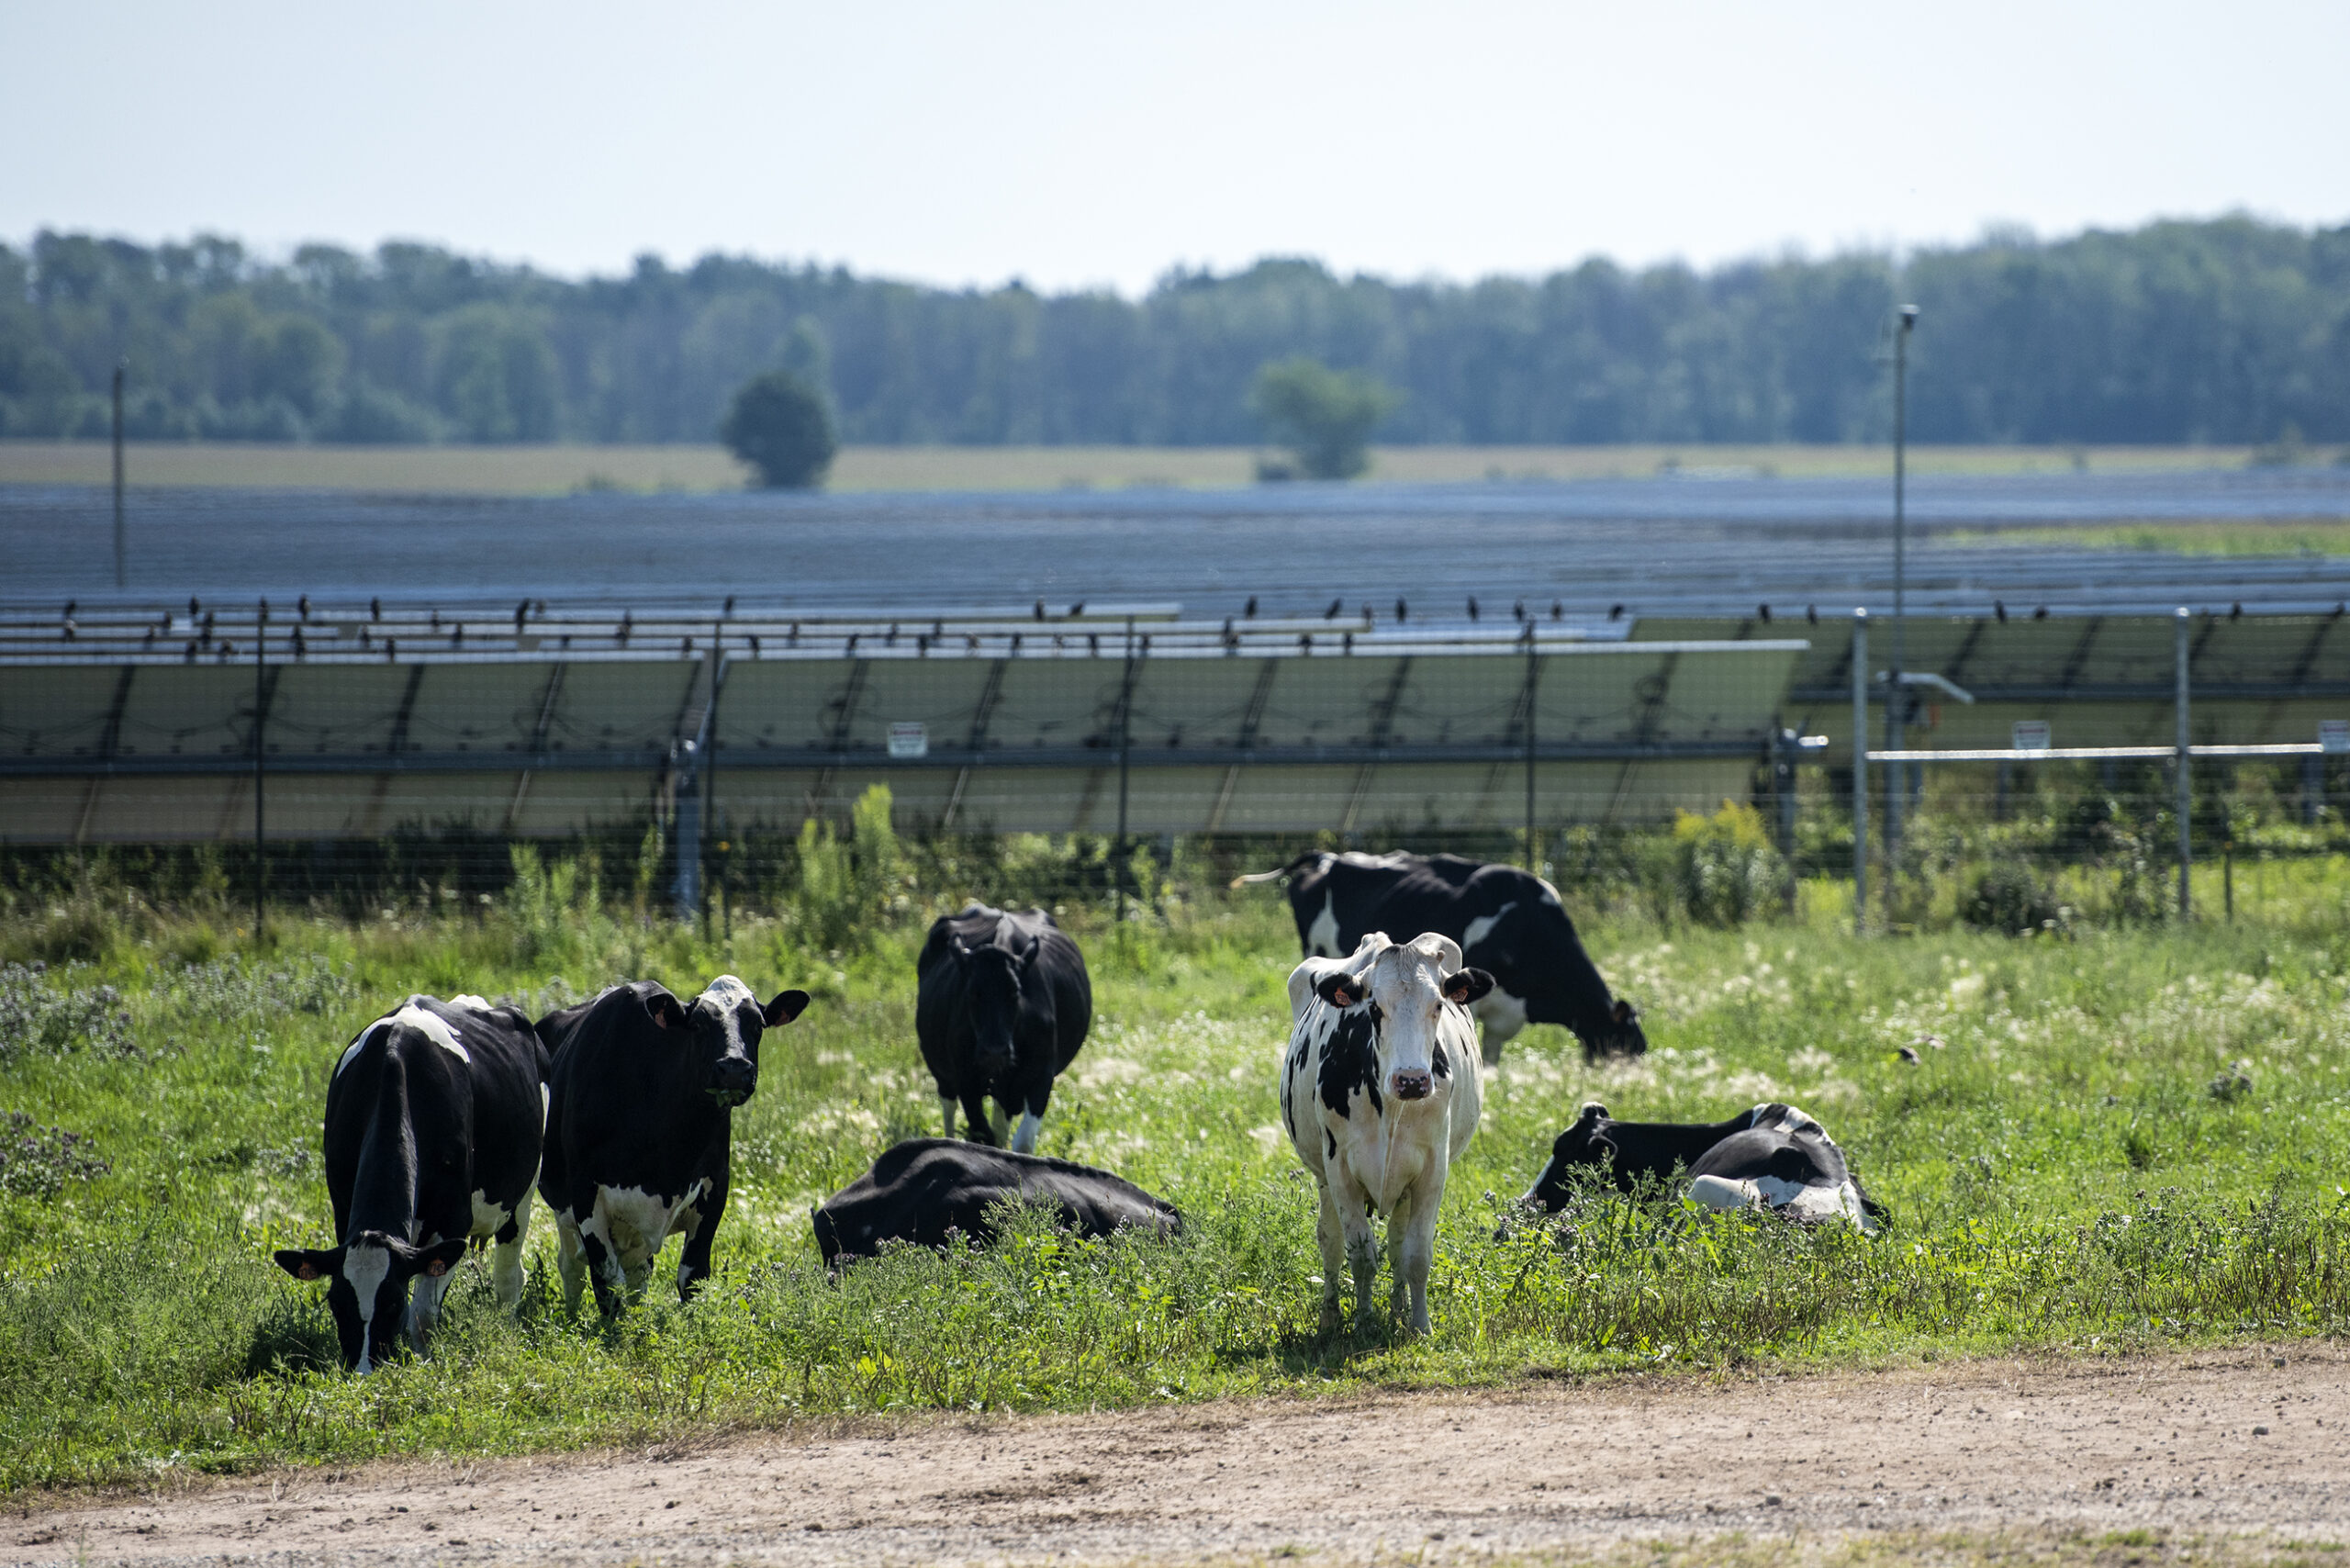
[
  {"x1": 2, "y1": 878, "x2": 2348, "y2": 1493},
  {"x1": 1947, "y1": 520, "x2": 2350, "y2": 557}
]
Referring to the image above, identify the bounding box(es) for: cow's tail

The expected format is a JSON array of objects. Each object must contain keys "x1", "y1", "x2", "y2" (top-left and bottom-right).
[{"x1": 1228, "y1": 850, "x2": 1324, "y2": 890}]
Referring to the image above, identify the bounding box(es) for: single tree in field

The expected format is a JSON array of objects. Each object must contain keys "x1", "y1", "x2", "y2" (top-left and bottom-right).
[
  {"x1": 1250, "y1": 357, "x2": 1401, "y2": 480},
  {"x1": 722, "y1": 370, "x2": 837, "y2": 489}
]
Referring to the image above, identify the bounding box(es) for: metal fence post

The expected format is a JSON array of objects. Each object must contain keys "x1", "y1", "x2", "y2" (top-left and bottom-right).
[
  {"x1": 1852, "y1": 610, "x2": 1868, "y2": 936},
  {"x1": 2176, "y1": 606, "x2": 2191, "y2": 920},
  {"x1": 252, "y1": 602, "x2": 266, "y2": 934}
]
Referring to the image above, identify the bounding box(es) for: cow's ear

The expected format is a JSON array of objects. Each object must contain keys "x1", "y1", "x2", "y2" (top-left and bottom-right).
[
  {"x1": 1612, "y1": 998, "x2": 1637, "y2": 1025},
  {"x1": 642, "y1": 987, "x2": 689, "y2": 1030},
  {"x1": 763, "y1": 989, "x2": 811, "y2": 1027},
  {"x1": 403, "y1": 1238, "x2": 469, "y2": 1278},
  {"x1": 1314, "y1": 973, "x2": 1363, "y2": 1009},
  {"x1": 950, "y1": 935, "x2": 971, "y2": 959},
  {"x1": 1444, "y1": 968, "x2": 1494, "y2": 1005},
  {"x1": 274, "y1": 1247, "x2": 337, "y2": 1282}
]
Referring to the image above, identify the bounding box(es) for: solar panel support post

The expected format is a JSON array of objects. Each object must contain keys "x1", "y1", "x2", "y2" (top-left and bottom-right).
[
  {"x1": 2176, "y1": 606, "x2": 2191, "y2": 920},
  {"x1": 1852, "y1": 610, "x2": 1869, "y2": 936},
  {"x1": 1884, "y1": 305, "x2": 1917, "y2": 920},
  {"x1": 110, "y1": 363, "x2": 126, "y2": 590}
]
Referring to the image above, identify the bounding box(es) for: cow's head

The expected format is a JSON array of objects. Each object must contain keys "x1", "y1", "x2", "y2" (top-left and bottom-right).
[
  {"x1": 952, "y1": 933, "x2": 1044, "y2": 1080},
  {"x1": 272, "y1": 1230, "x2": 468, "y2": 1373},
  {"x1": 1579, "y1": 998, "x2": 1648, "y2": 1059},
  {"x1": 1522, "y1": 1100, "x2": 1615, "y2": 1213},
  {"x1": 644, "y1": 975, "x2": 811, "y2": 1109},
  {"x1": 1313, "y1": 933, "x2": 1493, "y2": 1106}
]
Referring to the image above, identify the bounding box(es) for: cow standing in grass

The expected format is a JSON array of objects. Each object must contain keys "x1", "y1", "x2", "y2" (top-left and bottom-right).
[
  {"x1": 272, "y1": 995, "x2": 549, "y2": 1373},
  {"x1": 916, "y1": 903, "x2": 1091, "y2": 1153},
  {"x1": 1280, "y1": 932, "x2": 1491, "y2": 1335},
  {"x1": 1237, "y1": 850, "x2": 1645, "y2": 1065},
  {"x1": 535, "y1": 977, "x2": 809, "y2": 1316}
]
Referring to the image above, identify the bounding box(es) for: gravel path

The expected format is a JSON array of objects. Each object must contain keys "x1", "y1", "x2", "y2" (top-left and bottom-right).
[{"x1": 17, "y1": 1344, "x2": 2346, "y2": 1565}]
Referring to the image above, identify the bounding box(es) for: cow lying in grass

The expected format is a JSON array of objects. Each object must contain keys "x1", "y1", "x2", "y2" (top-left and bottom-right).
[
  {"x1": 273, "y1": 994, "x2": 549, "y2": 1373},
  {"x1": 1281, "y1": 931, "x2": 1492, "y2": 1335},
  {"x1": 810, "y1": 1138, "x2": 1180, "y2": 1263},
  {"x1": 1522, "y1": 1100, "x2": 1885, "y2": 1234}
]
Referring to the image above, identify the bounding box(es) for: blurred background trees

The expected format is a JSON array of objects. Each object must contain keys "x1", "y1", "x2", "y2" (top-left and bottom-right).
[
  {"x1": 721, "y1": 368, "x2": 837, "y2": 488},
  {"x1": 3, "y1": 217, "x2": 2345, "y2": 448},
  {"x1": 1250, "y1": 357, "x2": 1399, "y2": 478}
]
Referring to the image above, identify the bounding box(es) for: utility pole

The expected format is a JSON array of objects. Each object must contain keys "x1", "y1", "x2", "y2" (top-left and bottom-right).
[
  {"x1": 1884, "y1": 304, "x2": 1918, "y2": 920},
  {"x1": 111, "y1": 363, "x2": 127, "y2": 589}
]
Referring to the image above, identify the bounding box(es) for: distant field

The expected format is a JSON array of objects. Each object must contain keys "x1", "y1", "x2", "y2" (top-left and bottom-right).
[
  {"x1": 0, "y1": 439, "x2": 2278, "y2": 497},
  {"x1": 1956, "y1": 520, "x2": 2350, "y2": 555}
]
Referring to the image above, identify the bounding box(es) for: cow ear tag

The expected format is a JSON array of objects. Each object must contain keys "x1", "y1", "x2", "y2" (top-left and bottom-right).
[
  {"x1": 1315, "y1": 974, "x2": 1360, "y2": 1008},
  {"x1": 426, "y1": 1259, "x2": 450, "y2": 1277}
]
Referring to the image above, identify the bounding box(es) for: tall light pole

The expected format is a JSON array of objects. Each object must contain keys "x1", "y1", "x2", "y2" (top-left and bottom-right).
[{"x1": 1884, "y1": 304, "x2": 1917, "y2": 916}]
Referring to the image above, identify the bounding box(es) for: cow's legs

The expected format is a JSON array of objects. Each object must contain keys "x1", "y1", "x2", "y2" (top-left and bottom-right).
[
  {"x1": 579, "y1": 1193, "x2": 632, "y2": 1317},
  {"x1": 959, "y1": 1088, "x2": 999, "y2": 1146},
  {"x1": 1313, "y1": 1180, "x2": 1348, "y2": 1334},
  {"x1": 1327, "y1": 1164, "x2": 1379, "y2": 1330},
  {"x1": 1393, "y1": 1177, "x2": 1443, "y2": 1335},
  {"x1": 939, "y1": 1094, "x2": 957, "y2": 1138},
  {"x1": 491, "y1": 1191, "x2": 532, "y2": 1310},
  {"x1": 676, "y1": 1177, "x2": 728, "y2": 1303},
  {"x1": 403, "y1": 1269, "x2": 453, "y2": 1345},
  {"x1": 1010, "y1": 1081, "x2": 1052, "y2": 1154},
  {"x1": 1473, "y1": 989, "x2": 1530, "y2": 1066},
  {"x1": 554, "y1": 1211, "x2": 588, "y2": 1316}
]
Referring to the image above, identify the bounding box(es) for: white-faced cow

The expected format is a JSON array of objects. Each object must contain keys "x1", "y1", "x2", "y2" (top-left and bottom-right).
[
  {"x1": 272, "y1": 994, "x2": 549, "y2": 1373},
  {"x1": 535, "y1": 976, "x2": 809, "y2": 1316},
  {"x1": 810, "y1": 1138, "x2": 1180, "y2": 1264},
  {"x1": 916, "y1": 903, "x2": 1091, "y2": 1153},
  {"x1": 1281, "y1": 932, "x2": 1491, "y2": 1335},
  {"x1": 1522, "y1": 1100, "x2": 1884, "y2": 1233},
  {"x1": 1237, "y1": 850, "x2": 1644, "y2": 1065}
]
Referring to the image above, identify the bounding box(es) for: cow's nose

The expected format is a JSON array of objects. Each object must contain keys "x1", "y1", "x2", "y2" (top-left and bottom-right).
[
  {"x1": 1390, "y1": 1069, "x2": 1432, "y2": 1101},
  {"x1": 713, "y1": 1059, "x2": 756, "y2": 1098}
]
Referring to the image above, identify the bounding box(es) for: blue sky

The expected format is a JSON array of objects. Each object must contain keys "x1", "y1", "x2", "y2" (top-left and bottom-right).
[{"x1": 5, "y1": 1, "x2": 2344, "y2": 294}]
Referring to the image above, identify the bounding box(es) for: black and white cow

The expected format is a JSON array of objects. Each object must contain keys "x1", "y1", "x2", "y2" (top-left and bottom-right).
[
  {"x1": 1522, "y1": 1100, "x2": 1884, "y2": 1233},
  {"x1": 272, "y1": 994, "x2": 549, "y2": 1373},
  {"x1": 810, "y1": 1137, "x2": 1180, "y2": 1264},
  {"x1": 915, "y1": 903, "x2": 1091, "y2": 1153},
  {"x1": 1237, "y1": 850, "x2": 1645, "y2": 1064},
  {"x1": 535, "y1": 976, "x2": 809, "y2": 1316},
  {"x1": 1281, "y1": 932, "x2": 1491, "y2": 1335}
]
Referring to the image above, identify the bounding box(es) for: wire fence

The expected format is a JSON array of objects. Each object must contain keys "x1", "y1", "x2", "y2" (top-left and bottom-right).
[{"x1": 4, "y1": 598, "x2": 2346, "y2": 931}]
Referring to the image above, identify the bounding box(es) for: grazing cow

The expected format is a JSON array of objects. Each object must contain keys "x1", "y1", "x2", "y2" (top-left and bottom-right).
[
  {"x1": 1281, "y1": 932, "x2": 1491, "y2": 1334},
  {"x1": 1522, "y1": 1100, "x2": 1884, "y2": 1233},
  {"x1": 810, "y1": 1138, "x2": 1180, "y2": 1263},
  {"x1": 916, "y1": 903, "x2": 1091, "y2": 1153},
  {"x1": 1236, "y1": 850, "x2": 1644, "y2": 1064},
  {"x1": 535, "y1": 976, "x2": 809, "y2": 1316},
  {"x1": 272, "y1": 994, "x2": 548, "y2": 1373}
]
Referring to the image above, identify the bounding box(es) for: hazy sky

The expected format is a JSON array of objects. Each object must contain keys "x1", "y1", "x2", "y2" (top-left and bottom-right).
[{"x1": 5, "y1": 2, "x2": 2344, "y2": 295}]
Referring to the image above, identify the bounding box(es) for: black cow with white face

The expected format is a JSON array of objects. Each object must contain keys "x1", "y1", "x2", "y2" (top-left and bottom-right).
[
  {"x1": 273, "y1": 994, "x2": 549, "y2": 1373},
  {"x1": 1523, "y1": 1100, "x2": 1884, "y2": 1233},
  {"x1": 535, "y1": 976, "x2": 809, "y2": 1316},
  {"x1": 811, "y1": 1138, "x2": 1180, "y2": 1263},
  {"x1": 1236, "y1": 850, "x2": 1645, "y2": 1064},
  {"x1": 916, "y1": 903, "x2": 1091, "y2": 1152}
]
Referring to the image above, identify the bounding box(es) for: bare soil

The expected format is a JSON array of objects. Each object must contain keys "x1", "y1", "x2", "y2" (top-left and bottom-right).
[{"x1": 17, "y1": 1345, "x2": 2347, "y2": 1566}]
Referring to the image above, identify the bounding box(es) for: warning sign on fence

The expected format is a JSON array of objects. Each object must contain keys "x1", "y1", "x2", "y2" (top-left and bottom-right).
[
  {"x1": 2012, "y1": 720, "x2": 2051, "y2": 751},
  {"x1": 888, "y1": 722, "x2": 928, "y2": 758},
  {"x1": 2322, "y1": 720, "x2": 2349, "y2": 755}
]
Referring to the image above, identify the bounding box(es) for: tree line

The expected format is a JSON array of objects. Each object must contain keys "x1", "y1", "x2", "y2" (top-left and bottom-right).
[{"x1": 2, "y1": 216, "x2": 2344, "y2": 451}]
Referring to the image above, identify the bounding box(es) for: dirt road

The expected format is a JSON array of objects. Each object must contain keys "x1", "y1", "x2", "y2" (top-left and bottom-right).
[{"x1": 18, "y1": 1346, "x2": 2346, "y2": 1565}]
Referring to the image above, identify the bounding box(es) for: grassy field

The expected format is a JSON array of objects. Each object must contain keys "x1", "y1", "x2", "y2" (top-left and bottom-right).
[
  {"x1": 1954, "y1": 520, "x2": 2350, "y2": 556},
  {"x1": 2, "y1": 841, "x2": 2346, "y2": 1496},
  {"x1": 0, "y1": 439, "x2": 2290, "y2": 496}
]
